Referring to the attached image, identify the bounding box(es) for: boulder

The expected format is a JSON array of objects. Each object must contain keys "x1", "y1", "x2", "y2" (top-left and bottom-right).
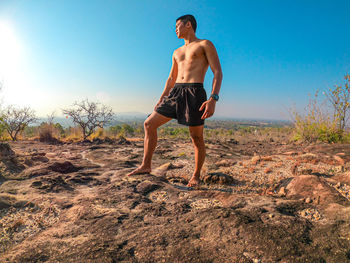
[
  {"x1": 330, "y1": 172, "x2": 350, "y2": 185},
  {"x1": 48, "y1": 161, "x2": 80, "y2": 174},
  {"x1": 285, "y1": 174, "x2": 348, "y2": 206},
  {"x1": 136, "y1": 181, "x2": 160, "y2": 195},
  {"x1": 0, "y1": 143, "x2": 15, "y2": 159},
  {"x1": 202, "y1": 172, "x2": 235, "y2": 185}
]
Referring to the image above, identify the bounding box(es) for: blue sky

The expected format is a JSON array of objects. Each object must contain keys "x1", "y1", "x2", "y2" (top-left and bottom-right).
[{"x1": 0, "y1": 0, "x2": 349, "y2": 120}]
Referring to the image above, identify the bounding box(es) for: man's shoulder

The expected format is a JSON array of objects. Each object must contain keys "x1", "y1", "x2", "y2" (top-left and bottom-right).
[
  {"x1": 173, "y1": 46, "x2": 183, "y2": 53},
  {"x1": 199, "y1": 39, "x2": 215, "y2": 47},
  {"x1": 172, "y1": 39, "x2": 215, "y2": 54},
  {"x1": 192, "y1": 39, "x2": 213, "y2": 47}
]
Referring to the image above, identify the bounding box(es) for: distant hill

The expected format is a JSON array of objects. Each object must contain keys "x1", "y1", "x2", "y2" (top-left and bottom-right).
[
  {"x1": 35, "y1": 112, "x2": 291, "y2": 128},
  {"x1": 36, "y1": 112, "x2": 149, "y2": 128}
]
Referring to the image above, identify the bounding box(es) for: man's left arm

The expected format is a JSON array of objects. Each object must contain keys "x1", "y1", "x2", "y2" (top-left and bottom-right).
[{"x1": 199, "y1": 40, "x2": 223, "y2": 120}]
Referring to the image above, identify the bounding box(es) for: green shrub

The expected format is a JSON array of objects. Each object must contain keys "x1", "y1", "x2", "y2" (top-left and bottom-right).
[{"x1": 291, "y1": 90, "x2": 348, "y2": 143}]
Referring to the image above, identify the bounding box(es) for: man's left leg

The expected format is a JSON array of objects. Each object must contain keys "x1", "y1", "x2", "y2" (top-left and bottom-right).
[{"x1": 187, "y1": 124, "x2": 205, "y2": 187}]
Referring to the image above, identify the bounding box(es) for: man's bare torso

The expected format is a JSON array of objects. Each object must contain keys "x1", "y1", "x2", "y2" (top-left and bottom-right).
[{"x1": 174, "y1": 39, "x2": 209, "y2": 83}]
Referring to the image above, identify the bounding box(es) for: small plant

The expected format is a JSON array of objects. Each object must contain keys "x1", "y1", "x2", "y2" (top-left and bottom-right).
[
  {"x1": 290, "y1": 75, "x2": 350, "y2": 143},
  {"x1": 121, "y1": 124, "x2": 134, "y2": 137},
  {"x1": 39, "y1": 123, "x2": 55, "y2": 142},
  {"x1": 325, "y1": 74, "x2": 350, "y2": 132},
  {"x1": 90, "y1": 127, "x2": 105, "y2": 140}
]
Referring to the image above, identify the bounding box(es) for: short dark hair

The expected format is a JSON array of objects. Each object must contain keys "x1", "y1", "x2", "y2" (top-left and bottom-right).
[{"x1": 176, "y1": 14, "x2": 197, "y2": 32}]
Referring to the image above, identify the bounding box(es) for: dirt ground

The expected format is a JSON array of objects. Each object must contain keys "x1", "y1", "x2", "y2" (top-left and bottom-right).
[{"x1": 0, "y1": 137, "x2": 350, "y2": 262}]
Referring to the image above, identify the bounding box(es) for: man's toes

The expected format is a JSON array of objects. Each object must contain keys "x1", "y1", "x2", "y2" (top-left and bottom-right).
[{"x1": 127, "y1": 168, "x2": 151, "y2": 176}]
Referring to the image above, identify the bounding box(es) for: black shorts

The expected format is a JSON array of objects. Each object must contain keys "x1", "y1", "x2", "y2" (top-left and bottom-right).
[{"x1": 155, "y1": 83, "x2": 207, "y2": 126}]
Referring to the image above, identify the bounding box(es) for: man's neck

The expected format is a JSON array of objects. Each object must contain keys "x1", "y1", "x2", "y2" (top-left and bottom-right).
[{"x1": 183, "y1": 33, "x2": 198, "y2": 46}]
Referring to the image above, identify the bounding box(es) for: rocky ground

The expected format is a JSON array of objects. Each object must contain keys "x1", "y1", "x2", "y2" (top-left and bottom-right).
[{"x1": 0, "y1": 137, "x2": 350, "y2": 262}]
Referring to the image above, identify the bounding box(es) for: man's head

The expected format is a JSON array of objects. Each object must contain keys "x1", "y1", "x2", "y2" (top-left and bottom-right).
[{"x1": 176, "y1": 14, "x2": 197, "y2": 38}]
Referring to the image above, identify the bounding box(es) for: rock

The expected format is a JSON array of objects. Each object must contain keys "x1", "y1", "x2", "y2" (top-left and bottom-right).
[
  {"x1": 39, "y1": 135, "x2": 62, "y2": 144},
  {"x1": 202, "y1": 172, "x2": 235, "y2": 185},
  {"x1": 335, "y1": 152, "x2": 345, "y2": 156},
  {"x1": 23, "y1": 166, "x2": 50, "y2": 179},
  {"x1": 0, "y1": 196, "x2": 11, "y2": 209},
  {"x1": 136, "y1": 181, "x2": 160, "y2": 195},
  {"x1": 45, "y1": 152, "x2": 57, "y2": 158},
  {"x1": 91, "y1": 137, "x2": 117, "y2": 145},
  {"x1": 285, "y1": 174, "x2": 348, "y2": 205},
  {"x1": 24, "y1": 158, "x2": 34, "y2": 166},
  {"x1": 4, "y1": 136, "x2": 350, "y2": 262},
  {"x1": 189, "y1": 198, "x2": 222, "y2": 209},
  {"x1": 116, "y1": 136, "x2": 131, "y2": 145},
  {"x1": 333, "y1": 155, "x2": 345, "y2": 165},
  {"x1": 283, "y1": 151, "x2": 298, "y2": 155},
  {"x1": 215, "y1": 159, "x2": 236, "y2": 167},
  {"x1": 261, "y1": 156, "x2": 273, "y2": 161},
  {"x1": 31, "y1": 175, "x2": 73, "y2": 193},
  {"x1": 152, "y1": 162, "x2": 173, "y2": 176},
  {"x1": 335, "y1": 166, "x2": 345, "y2": 173},
  {"x1": 297, "y1": 153, "x2": 320, "y2": 165},
  {"x1": 66, "y1": 174, "x2": 95, "y2": 185},
  {"x1": 92, "y1": 138, "x2": 104, "y2": 144},
  {"x1": 0, "y1": 143, "x2": 15, "y2": 158},
  {"x1": 31, "y1": 155, "x2": 49, "y2": 163},
  {"x1": 305, "y1": 197, "x2": 312, "y2": 203},
  {"x1": 331, "y1": 173, "x2": 350, "y2": 185},
  {"x1": 264, "y1": 167, "x2": 272, "y2": 174},
  {"x1": 300, "y1": 168, "x2": 313, "y2": 175},
  {"x1": 227, "y1": 138, "x2": 239, "y2": 144},
  {"x1": 0, "y1": 194, "x2": 29, "y2": 209},
  {"x1": 324, "y1": 203, "x2": 350, "y2": 221},
  {"x1": 298, "y1": 208, "x2": 322, "y2": 221},
  {"x1": 103, "y1": 137, "x2": 115, "y2": 144},
  {"x1": 48, "y1": 161, "x2": 80, "y2": 174},
  {"x1": 291, "y1": 162, "x2": 299, "y2": 176},
  {"x1": 251, "y1": 155, "x2": 260, "y2": 165},
  {"x1": 278, "y1": 187, "x2": 286, "y2": 197},
  {"x1": 247, "y1": 167, "x2": 255, "y2": 173}
]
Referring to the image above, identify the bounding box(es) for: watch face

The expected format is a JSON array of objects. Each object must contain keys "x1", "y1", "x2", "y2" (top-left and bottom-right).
[{"x1": 211, "y1": 94, "x2": 219, "y2": 101}]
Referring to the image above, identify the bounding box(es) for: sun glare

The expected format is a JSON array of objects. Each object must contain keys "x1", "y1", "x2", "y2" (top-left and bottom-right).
[
  {"x1": 0, "y1": 21, "x2": 22, "y2": 77},
  {"x1": 0, "y1": 21, "x2": 32, "y2": 107}
]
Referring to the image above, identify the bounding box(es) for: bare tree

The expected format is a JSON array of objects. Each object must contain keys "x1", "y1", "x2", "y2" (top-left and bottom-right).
[
  {"x1": 0, "y1": 105, "x2": 37, "y2": 141},
  {"x1": 325, "y1": 74, "x2": 350, "y2": 131},
  {"x1": 47, "y1": 111, "x2": 56, "y2": 125},
  {"x1": 62, "y1": 99, "x2": 114, "y2": 140}
]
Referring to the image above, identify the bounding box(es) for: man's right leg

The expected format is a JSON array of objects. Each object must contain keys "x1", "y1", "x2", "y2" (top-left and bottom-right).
[{"x1": 126, "y1": 111, "x2": 172, "y2": 176}]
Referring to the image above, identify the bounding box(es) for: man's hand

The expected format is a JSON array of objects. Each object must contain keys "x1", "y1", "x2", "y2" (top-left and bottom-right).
[{"x1": 199, "y1": 99, "x2": 216, "y2": 119}]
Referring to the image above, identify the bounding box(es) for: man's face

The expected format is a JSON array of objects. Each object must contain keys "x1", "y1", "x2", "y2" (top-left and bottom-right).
[{"x1": 175, "y1": 20, "x2": 186, "y2": 38}]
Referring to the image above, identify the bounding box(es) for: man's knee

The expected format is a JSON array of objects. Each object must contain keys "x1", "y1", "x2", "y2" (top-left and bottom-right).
[
  {"x1": 144, "y1": 118, "x2": 158, "y2": 131},
  {"x1": 144, "y1": 119, "x2": 152, "y2": 130},
  {"x1": 190, "y1": 132, "x2": 204, "y2": 143}
]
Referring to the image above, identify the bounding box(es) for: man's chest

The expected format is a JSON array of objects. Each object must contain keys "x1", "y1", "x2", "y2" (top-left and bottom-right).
[{"x1": 175, "y1": 45, "x2": 206, "y2": 63}]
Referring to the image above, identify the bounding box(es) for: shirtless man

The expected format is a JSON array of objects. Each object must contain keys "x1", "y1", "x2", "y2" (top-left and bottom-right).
[{"x1": 127, "y1": 14, "x2": 223, "y2": 187}]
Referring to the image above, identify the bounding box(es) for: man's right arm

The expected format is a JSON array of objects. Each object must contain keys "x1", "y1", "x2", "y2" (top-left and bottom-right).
[{"x1": 155, "y1": 53, "x2": 178, "y2": 108}]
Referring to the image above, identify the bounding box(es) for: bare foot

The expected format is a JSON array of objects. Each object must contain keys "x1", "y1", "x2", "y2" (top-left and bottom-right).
[
  {"x1": 126, "y1": 166, "x2": 151, "y2": 176},
  {"x1": 187, "y1": 175, "x2": 200, "y2": 187}
]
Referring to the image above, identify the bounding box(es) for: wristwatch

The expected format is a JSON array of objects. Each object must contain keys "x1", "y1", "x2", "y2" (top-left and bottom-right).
[{"x1": 210, "y1": 93, "x2": 219, "y2": 101}]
